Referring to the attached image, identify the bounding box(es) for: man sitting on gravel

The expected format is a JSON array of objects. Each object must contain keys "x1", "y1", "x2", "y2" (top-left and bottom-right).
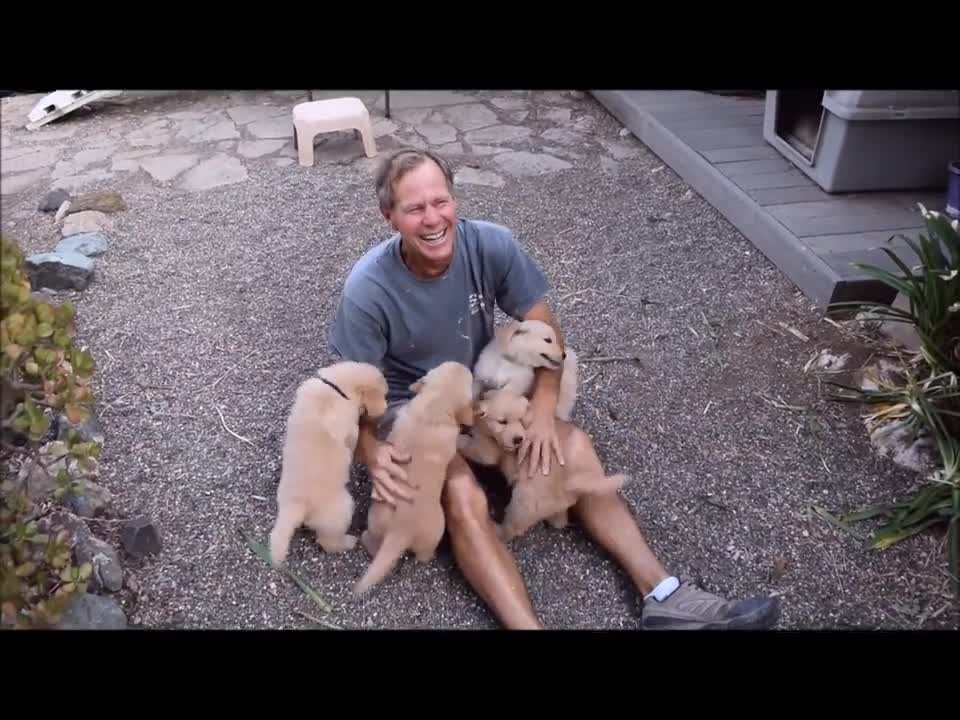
[{"x1": 328, "y1": 147, "x2": 780, "y2": 630}]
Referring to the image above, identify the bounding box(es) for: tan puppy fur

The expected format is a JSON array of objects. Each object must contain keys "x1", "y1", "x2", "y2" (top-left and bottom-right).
[
  {"x1": 458, "y1": 389, "x2": 627, "y2": 541},
  {"x1": 269, "y1": 361, "x2": 389, "y2": 568},
  {"x1": 353, "y1": 361, "x2": 476, "y2": 595},
  {"x1": 472, "y1": 319, "x2": 578, "y2": 421}
]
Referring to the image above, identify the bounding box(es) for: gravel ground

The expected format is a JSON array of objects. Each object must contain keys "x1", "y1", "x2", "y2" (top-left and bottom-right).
[{"x1": 2, "y1": 90, "x2": 957, "y2": 630}]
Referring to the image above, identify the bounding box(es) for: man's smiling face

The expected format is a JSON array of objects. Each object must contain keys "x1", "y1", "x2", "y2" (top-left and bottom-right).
[{"x1": 385, "y1": 158, "x2": 458, "y2": 278}]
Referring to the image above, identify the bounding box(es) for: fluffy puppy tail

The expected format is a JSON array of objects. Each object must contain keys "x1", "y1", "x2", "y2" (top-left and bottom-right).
[
  {"x1": 352, "y1": 531, "x2": 407, "y2": 596},
  {"x1": 269, "y1": 503, "x2": 304, "y2": 568},
  {"x1": 570, "y1": 472, "x2": 629, "y2": 497}
]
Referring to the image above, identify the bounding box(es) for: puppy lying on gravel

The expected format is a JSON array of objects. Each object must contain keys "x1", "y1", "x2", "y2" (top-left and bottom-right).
[
  {"x1": 353, "y1": 361, "x2": 476, "y2": 595},
  {"x1": 472, "y1": 319, "x2": 578, "y2": 421},
  {"x1": 269, "y1": 361, "x2": 389, "y2": 568},
  {"x1": 458, "y1": 388, "x2": 627, "y2": 541}
]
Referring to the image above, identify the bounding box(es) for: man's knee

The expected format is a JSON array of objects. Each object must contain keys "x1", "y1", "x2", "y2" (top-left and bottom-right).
[{"x1": 442, "y1": 455, "x2": 489, "y2": 528}]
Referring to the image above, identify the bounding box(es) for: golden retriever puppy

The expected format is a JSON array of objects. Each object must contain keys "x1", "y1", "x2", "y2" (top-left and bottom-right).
[
  {"x1": 353, "y1": 361, "x2": 475, "y2": 595},
  {"x1": 458, "y1": 389, "x2": 627, "y2": 541},
  {"x1": 472, "y1": 319, "x2": 578, "y2": 421},
  {"x1": 268, "y1": 361, "x2": 389, "y2": 568}
]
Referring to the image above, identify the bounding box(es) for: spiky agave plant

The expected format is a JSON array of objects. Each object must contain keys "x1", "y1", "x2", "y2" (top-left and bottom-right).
[{"x1": 827, "y1": 206, "x2": 960, "y2": 595}]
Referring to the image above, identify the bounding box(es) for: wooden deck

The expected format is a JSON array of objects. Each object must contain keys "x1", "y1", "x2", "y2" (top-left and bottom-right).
[{"x1": 591, "y1": 90, "x2": 944, "y2": 310}]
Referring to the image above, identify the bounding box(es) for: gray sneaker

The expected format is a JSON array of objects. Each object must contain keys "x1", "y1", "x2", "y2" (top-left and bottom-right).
[{"x1": 641, "y1": 580, "x2": 780, "y2": 630}]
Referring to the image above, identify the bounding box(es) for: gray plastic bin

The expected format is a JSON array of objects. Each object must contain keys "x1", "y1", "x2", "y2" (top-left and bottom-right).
[{"x1": 763, "y1": 90, "x2": 960, "y2": 193}]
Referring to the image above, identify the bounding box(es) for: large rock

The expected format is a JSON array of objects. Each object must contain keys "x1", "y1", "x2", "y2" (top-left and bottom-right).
[
  {"x1": 24, "y1": 251, "x2": 95, "y2": 291},
  {"x1": 10, "y1": 440, "x2": 100, "y2": 502},
  {"x1": 61, "y1": 210, "x2": 112, "y2": 237},
  {"x1": 73, "y1": 526, "x2": 123, "y2": 592},
  {"x1": 57, "y1": 593, "x2": 127, "y2": 630},
  {"x1": 67, "y1": 480, "x2": 113, "y2": 519},
  {"x1": 121, "y1": 516, "x2": 162, "y2": 558},
  {"x1": 39, "y1": 188, "x2": 70, "y2": 212},
  {"x1": 56, "y1": 232, "x2": 108, "y2": 258},
  {"x1": 869, "y1": 417, "x2": 938, "y2": 473},
  {"x1": 65, "y1": 190, "x2": 127, "y2": 215}
]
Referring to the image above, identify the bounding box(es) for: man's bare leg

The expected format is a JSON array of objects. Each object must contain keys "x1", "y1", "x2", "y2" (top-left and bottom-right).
[
  {"x1": 441, "y1": 454, "x2": 542, "y2": 630},
  {"x1": 573, "y1": 491, "x2": 781, "y2": 629},
  {"x1": 573, "y1": 491, "x2": 669, "y2": 596}
]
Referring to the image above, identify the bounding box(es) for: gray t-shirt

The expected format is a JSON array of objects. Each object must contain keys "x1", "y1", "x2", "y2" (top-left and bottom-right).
[{"x1": 328, "y1": 218, "x2": 549, "y2": 404}]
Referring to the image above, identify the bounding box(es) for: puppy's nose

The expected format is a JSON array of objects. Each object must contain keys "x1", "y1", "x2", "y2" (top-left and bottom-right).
[
  {"x1": 512, "y1": 435, "x2": 523, "y2": 446},
  {"x1": 562, "y1": 351, "x2": 567, "y2": 360}
]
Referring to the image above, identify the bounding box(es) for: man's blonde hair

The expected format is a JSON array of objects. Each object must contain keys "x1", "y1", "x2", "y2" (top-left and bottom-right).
[{"x1": 374, "y1": 148, "x2": 455, "y2": 214}]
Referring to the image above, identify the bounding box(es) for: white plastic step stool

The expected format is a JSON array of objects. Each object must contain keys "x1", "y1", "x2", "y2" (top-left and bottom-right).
[{"x1": 292, "y1": 97, "x2": 377, "y2": 166}]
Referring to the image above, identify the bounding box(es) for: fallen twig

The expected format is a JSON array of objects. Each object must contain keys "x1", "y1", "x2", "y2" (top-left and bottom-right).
[
  {"x1": 215, "y1": 406, "x2": 256, "y2": 447},
  {"x1": 777, "y1": 322, "x2": 810, "y2": 341},
  {"x1": 557, "y1": 226, "x2": 575, "y2": 236},
  {"x1": 237, "y1": 526, "x2": 334, "y2": 613},
  {"x1": 757, "y1": 392, "x2": 807, "y2": 412},
  {"x1": 205, "y1": 349, "x2": 257, "y2": 394},
  {"x1": 581, "y1": 355, "x2": 643, "y2": 365}
]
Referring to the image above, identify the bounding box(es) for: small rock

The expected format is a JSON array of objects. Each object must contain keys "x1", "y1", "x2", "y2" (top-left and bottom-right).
[
  {"x1": 56, "y1": 232, "x2": 109, "y2": 257},
  {"x1": 54, "y1": 200, "x2": 71, "y2": 224},
  {"x1": 24, "y1": 251, "x2": 95, "y2": 291},
  {"x1": 869, "y1": 417, "x2": 938, "y2": 473},
  {"x1": 67, "y1": 480, "x2": 112, "y2": 519},
  {"x1": 569, "y1": 90, "x2": 586, "y2": 100},
  {"x1": 61, "y1": 210, "x2": 112, "y2": 237},
  {"x1": 121, "y1": 516, "x2": 162, "y2": 558},
  {"x1": 39, "y1": 188, "x2": 70, "y2": 212},
  {"x1": 619, "y1": 127, "x2": 633, "y2": 139},
  {"x1": 813, "y1": 349, "x2": 851, "y2": 372},
  {"x1": 57, "y1": 593, "x2": 127, "y2": 630},
  {"x1": 65, "y1": 190, "x2": 127, "y2": 215},
  {"x1": 74, "y1": 529, "x2": 123, "y2": 592}
]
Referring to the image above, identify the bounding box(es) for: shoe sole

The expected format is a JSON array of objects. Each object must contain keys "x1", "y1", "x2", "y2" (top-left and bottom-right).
[{"x1": 642, "y1": 598, "x2": 781, "y2": 630}]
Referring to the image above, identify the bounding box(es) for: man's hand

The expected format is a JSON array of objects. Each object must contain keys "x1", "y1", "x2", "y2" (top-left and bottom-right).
[
  {"x1": 517, "y1": 299, "x2": 566, "y2": 476},
  {"x1": 368, "y1": 441, "x2": 415, "y2": 506},
  {"x1": 517, "y1": 394, "x2": 565, "y2": 476}
]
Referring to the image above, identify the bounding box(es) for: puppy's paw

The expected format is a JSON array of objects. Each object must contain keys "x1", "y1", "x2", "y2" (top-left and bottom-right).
[
  {"x1": 546, "y1": 511, "x2": 569, "y2": 529},
  {"x1": 360, "y1": 530, "x2": 380, "y2": 558},
  {"x1": 318, "y1": 533, "x2": 358, "y2": 553}
]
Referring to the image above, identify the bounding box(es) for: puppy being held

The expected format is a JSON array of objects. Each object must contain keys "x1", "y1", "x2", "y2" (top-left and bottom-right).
[
  {"x1": 472, "y1": 318, "x2": 578, "y2": 421},
  {"x1": 353, "y1": 361, "x2": 476, "y2": 595},
  {"x1": 269, "y1": 361, "x2": 389, "y2": 568},
  {"x1": 458, "y1": 388, "x2": 627, "y2": 542}
]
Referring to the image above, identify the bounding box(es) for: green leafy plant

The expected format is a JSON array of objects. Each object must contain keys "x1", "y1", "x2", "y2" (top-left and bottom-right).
[
  {"x1": 827, "y1": 207, "x2": 960, "y2": 595},
  {"x1": 1, "y1": 234, "x2": 100, "y2": 629}
]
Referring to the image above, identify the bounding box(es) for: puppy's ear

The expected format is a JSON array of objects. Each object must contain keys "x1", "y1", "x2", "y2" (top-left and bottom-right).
[{"x1": 409, "y1": 379, "x2": 425, "y2": 394}]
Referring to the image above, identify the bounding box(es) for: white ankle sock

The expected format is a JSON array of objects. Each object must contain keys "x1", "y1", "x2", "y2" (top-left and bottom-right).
[{"x1": 645, "y1": 576, "x2": 680, "y2": 602}]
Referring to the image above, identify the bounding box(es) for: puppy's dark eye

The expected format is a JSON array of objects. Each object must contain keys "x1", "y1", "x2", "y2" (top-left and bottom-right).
[
  {"x1": 544, "y1": 338, "x2": 553, "y2": 343},
  {"x1": 498, "y1": 419, "x2": 507, "y2": 425}
]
